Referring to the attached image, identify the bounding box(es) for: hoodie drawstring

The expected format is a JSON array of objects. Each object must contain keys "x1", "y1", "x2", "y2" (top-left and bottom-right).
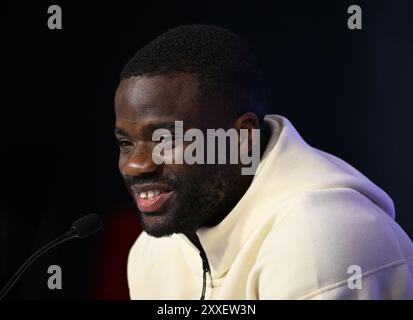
[{"x1": 199, "y1": 248, "x2": 213, "y2": 300}]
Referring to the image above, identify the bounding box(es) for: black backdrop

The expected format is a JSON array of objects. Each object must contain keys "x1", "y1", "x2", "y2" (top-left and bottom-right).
[{"x1": 1, "y1": 0, "x2": 412, "y2": 299}]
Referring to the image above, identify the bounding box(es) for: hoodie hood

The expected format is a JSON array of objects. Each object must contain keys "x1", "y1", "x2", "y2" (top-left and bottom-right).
[{"x1": 255, "y1": 115, "x2": 395, "y2": 218}]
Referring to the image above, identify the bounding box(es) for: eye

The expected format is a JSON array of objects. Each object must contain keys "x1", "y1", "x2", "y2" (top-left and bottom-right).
[{"x1": 117, "y1": 139, "x2": 134, "y2": 152}]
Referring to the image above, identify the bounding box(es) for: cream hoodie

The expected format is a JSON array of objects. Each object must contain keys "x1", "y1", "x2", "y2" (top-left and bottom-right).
[{"x1": 128, "y1": 115, "x2": 413, "y2": 299}]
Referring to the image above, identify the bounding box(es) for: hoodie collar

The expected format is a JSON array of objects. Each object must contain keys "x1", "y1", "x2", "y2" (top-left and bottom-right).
[{"x1": 177, "y1": 114, "x2": 395, "y2": 279}]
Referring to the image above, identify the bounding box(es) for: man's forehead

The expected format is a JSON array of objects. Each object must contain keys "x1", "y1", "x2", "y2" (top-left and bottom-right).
[{"x1": 115, "y1": 74, "x2": 199, "y2": 119}]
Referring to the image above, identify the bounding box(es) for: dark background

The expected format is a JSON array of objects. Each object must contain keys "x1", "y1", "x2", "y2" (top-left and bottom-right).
[{"x1": 1, "y1": 0, "x2": 412, "y2": 299}]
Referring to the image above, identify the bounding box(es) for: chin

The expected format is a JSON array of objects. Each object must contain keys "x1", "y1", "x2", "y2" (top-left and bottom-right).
[
  {"x1": 140, "y1": 214, "x2": 178, "y2": 238},
  {"x1": 144, "y1": 228, "x2": 175, "y2": 238}
]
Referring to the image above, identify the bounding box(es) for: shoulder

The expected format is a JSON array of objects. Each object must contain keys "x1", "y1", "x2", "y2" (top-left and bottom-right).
[
  {"x1": 264, "y1": 188, "x2": 404, "y2": 261},
  {"x1": 254, "y1": 188, "x2": 412, "y2": 299}
]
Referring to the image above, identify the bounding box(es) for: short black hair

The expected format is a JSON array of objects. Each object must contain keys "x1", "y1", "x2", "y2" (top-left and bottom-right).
[{"x1": 120, "y1": 24, "x2": 267, "y2": 121}]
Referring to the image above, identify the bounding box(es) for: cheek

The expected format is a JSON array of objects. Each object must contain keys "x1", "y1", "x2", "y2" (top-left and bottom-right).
[
  {"x1": 185, "y1": 164, "x2": 217, "y2": 187},
  {"x1": 118, "y1": 153, "x2": 128, "y2": 174}
]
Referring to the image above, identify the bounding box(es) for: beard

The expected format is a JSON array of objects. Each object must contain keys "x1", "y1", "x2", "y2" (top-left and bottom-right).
[{"x1": 124, "y1": 164, "x2": 241, "y2": 238}]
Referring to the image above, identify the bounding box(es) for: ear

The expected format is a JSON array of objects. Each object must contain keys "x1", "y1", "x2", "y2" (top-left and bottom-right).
[{"x1": 234, "y1": 112, "x2": 260, "y2": 152}]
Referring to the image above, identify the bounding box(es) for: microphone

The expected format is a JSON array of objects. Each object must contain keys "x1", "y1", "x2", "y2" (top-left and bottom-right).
[{"x1": 0, "y1": 213, "x2": 102, "y2": 300}]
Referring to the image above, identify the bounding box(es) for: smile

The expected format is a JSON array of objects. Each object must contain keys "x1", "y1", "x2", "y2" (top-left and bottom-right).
[{"x1": 135, "y1": 190, "x2": 175, "y2": 213}]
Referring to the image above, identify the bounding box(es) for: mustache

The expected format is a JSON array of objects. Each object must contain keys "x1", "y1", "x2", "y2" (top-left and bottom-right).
[{"x1": 123, "y1": 174, "x2": 178, "y2": 190}]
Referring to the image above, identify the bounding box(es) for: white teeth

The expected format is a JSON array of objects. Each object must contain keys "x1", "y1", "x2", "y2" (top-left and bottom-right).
[{"x1": 139, "y1": 190, "x2": 161, "y2": 199}]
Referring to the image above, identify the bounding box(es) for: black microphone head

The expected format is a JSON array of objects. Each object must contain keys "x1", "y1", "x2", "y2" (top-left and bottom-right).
[{"x1": 70, "y1": 213, "x2": 102, "y2": 239}]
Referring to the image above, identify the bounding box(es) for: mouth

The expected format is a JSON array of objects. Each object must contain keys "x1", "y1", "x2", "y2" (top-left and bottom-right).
[{"x1": 131, "y1": 183, "x2": 175, "y2": 213}]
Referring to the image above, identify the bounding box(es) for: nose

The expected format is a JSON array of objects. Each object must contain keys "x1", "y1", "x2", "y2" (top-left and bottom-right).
[{"x1": 119, "y1": 142, "x2": 159, "y2": 177}]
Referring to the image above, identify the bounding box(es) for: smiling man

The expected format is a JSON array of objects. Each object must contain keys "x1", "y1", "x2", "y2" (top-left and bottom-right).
[{"x1": 115, "y1": 25, "x2": 413, "y2": 299}]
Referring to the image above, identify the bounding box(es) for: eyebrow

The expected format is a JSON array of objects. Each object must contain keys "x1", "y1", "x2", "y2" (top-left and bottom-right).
[
  {"x1": 114, "y1": 127, "x2": 130, "y2": 136},
  {"x1": 150, "y1": 122, "x2": 178, "y2": 132}
]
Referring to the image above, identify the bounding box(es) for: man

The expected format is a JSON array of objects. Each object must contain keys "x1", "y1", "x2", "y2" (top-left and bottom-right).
[{"x1": 115, "y1": 25, "x2": 413, "y2": 299}]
